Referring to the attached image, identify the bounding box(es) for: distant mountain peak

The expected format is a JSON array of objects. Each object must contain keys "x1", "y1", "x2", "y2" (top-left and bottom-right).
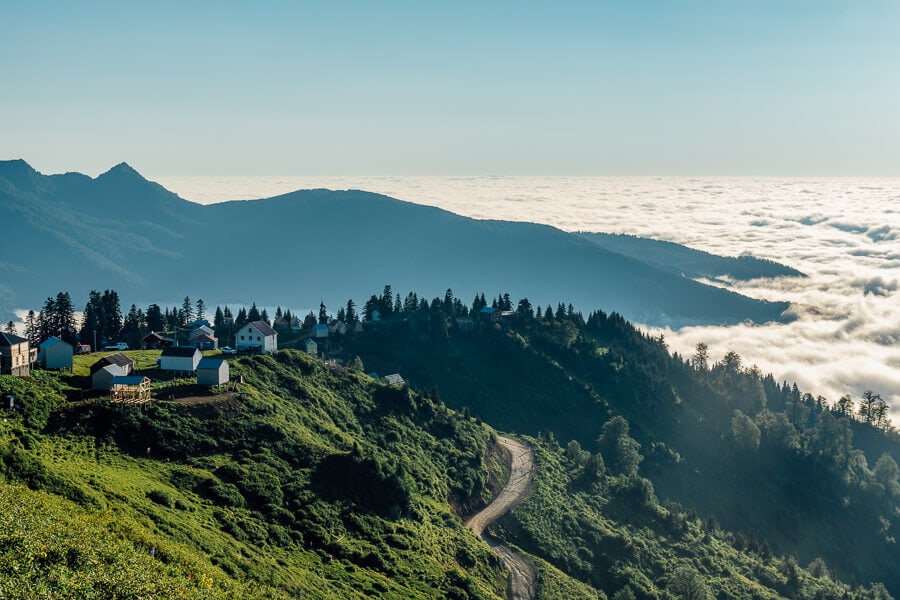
[
  {"x1": 0, "y1": 158, "x2": 38, "y2": 177},
  {"x1": 0, "y1": 158, "x2": 43, "y2": 194},
  {"x1": 98, "y1": 162, "x2": 146, "y2": 182}
]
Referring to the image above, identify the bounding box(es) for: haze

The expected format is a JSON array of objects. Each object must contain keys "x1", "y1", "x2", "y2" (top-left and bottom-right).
[{"x1": 3, "y1": 1, "x2": 900, "y2": 177}]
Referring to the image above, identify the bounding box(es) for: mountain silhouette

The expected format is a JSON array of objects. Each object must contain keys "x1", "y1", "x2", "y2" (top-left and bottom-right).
[{"x1": 0, "y1": 160, "x2": 794, "y2": 327}]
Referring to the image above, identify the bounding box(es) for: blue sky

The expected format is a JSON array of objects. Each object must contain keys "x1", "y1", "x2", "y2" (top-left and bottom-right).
[{"x1": 2, "y1": 1, "x2": 899, "y2": 176}]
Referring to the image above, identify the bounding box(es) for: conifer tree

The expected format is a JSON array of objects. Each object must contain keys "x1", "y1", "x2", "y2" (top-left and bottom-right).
[
  {"x1": 181, "y1": 296, "x2": 193, "y2": 323},
  {"x1": 146, "y1": 304, "x2": 164, "y2": 332},
  {"x1": 248, "y1": 302, "x2": 261, "y2": 322},
  {"x1": 24, "y1": 310, "x2": 38, "y2": 346}
]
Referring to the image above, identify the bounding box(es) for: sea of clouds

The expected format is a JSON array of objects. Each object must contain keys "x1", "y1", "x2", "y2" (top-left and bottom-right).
[{"x1": 159, "y1": 175, "x2": 900, "y2": 422}]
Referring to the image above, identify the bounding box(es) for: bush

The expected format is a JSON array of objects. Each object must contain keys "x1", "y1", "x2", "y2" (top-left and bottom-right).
[{"x1": 147, "y1": 489, "x2": 174, "y2": 507}]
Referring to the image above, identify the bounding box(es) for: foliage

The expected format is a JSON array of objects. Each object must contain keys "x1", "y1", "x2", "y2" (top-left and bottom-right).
[{"x1": 1, "y1": 350, "x2": 509, "y2": 598}]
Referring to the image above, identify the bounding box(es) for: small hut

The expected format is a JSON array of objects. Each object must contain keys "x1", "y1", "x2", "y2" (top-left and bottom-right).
[
  {"x1": 197, "y1": 358, "x2": 229, "y2": 386},
  {"x1": 109, "y1": 375, "x2": 152, "y2": 404}
]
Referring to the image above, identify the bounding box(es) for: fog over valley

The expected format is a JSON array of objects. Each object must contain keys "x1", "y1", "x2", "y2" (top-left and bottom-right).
[{"x1": 159, "y1": 175, "x2": 900, "y2": 422}]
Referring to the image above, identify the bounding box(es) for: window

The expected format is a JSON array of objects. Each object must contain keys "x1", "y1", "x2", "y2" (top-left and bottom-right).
[{"x1": 240, "y1": 335, "x2": 244, "y2": 340}]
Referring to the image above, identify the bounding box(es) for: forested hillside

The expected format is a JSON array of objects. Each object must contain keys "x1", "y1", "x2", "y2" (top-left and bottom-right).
[
  {"x1": 1, "y1": 285, "x2": 898, "y2": 599},
  {"x1": 345, "y1": 288, "x2": 900, "y2": 597}
]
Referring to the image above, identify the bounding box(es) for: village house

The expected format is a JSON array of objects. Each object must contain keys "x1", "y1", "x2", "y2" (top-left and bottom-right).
[
  {"x1": 90, "y1": 352, "x2": 134, "y2": 390},
  {"x1": 192, "y1": 333, "x2": 218, "y2": 350},
  {"x1": 143, "y1": 332, "x2": 175, "y2": 350},
  {"x1": 314, "y1": 323, "x2": 329, "y2": 339},
  {"x1": 328, "y1": 319, "x2": 346, "y2": 336},
  {"x1": 197, "y1": 357, "x2": 229, "y2": 386},
  {"x1": 303, "y1": 338, "x2": 318, "y2": 356},
  {"x1": 93, "y1": 364, "x2": 126, "y2": 390},
  {"x1": 39, "y1": 336, "x2": 74, "y2": 370},
  {"x1": 89, "y1": 352, "x2": 134, "y2": 380},
  {"x1": 384, "y1": 373, "x2": 405, "y2": 386},
  {"x1": 0, "y1": 332, "x2": 36, "y2": 377},
  {"x1": 160, "y1": 346, "x2": 202, "y2": 373},
  {"x1": 189, "y1": 325, "x2": 215, "y2": 340},
  {"x1": 235, "y1": 320, "x2": 278, "y2": 353}
]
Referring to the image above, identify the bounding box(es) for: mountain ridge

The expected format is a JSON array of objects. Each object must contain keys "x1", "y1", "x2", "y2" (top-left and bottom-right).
[{"x1": 1, "y1": 160, "x2": 793, "y2": 328}]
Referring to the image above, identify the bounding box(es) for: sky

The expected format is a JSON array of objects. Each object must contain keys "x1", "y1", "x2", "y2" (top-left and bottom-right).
[{"x1": 2, "y1": 1, "x2": 900, "y2": 176}]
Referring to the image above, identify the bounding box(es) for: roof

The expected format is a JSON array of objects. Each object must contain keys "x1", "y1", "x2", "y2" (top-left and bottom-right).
[
  {"x1": 246, "y1": 320, "x2": 277, "y2": 337},
  {"x1": 40, "y1": 337, "x2": 73, "y2": 352},
  {"x1": 384, "y1": 373, "x2": 405, "y2": 385},
  {"x1": 90, "y1": 352, "x2": 133, "y2": 374},
  {"x1": 197, "y1": 358, "x2": 227, "y2": 370},
  {"x1": 0, "y1": 332, "x2": 28, "y2": 347},
  {"x1": 193, "y1": 334, "x2": 218, "y2": 342},
  {"x1": 97, "y1": 364, "x2": 126, "y2": 377},
  {"x1": 190, "y1": 325, "x2": 215, "y2": 338},
  {"x1": 144, "y1": 332, "x2": 165, "y2": 341},
  {"x1": 110, "y1": 375, "x2": 148, "y2": 385},
  {"x1": 161, "y1": 346, "x2": 201, "y2": 357}
]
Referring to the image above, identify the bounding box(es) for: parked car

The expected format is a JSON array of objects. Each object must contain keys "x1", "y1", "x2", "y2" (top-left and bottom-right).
[
  {"x1": 104, "y1": 342, "x2": 129, "y2": 351},
  {"x1": 221, "y1": 346, "x2": 236, "y2": 355}
]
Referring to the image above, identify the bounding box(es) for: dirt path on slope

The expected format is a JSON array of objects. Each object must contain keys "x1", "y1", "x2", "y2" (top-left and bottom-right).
[{"x1": 465, "y1": 436, "x2": 536, "y2": 600}]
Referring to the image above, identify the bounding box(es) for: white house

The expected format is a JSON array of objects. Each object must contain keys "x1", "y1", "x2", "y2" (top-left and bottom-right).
[
  {"x1": 235, "y1": 320, "x2": 277, "y2": 353},
  {"x1": 89, "y1": 352, "x2": 133, "y2": 381},
  {"x1": 92, "y1": 364, "x2": 127, "y2": 390},
  {"x1": 39, "y1": 336, "x2": 73, "y2": 370},
  {"x1": 197, "y1": 358, "x2": 229, "y2": 386},
  {"x1": 160, "y1": 346, "x2": 202, "y2": 373},
  {"x1": 384, "y1": 373, "x2": 405, "y2": 386},
  {"x1": 189, "y1": 325, "x2": 215, "y2": 341}
]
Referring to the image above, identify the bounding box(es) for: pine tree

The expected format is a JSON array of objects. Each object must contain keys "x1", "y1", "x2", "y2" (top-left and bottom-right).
[
  {"x1": 214, "y1": 306, "x2": 225, "y2": 329},
  {"x1": 247, "y1": 303, "x2": 261, "y2": 322},
  {"x1": 24, "y1": 310, "x2": 38, "y2": 346},
  {"x1": 4, "y1": 321, "x2": 16, "y2": 335},
  {"x1": 195, "y1": 298, "x2": 206, "y2": 321},
  {"x1": 100, "y1": 290, "x2": 122, "y2": 340},
  {"x1": 345, "y1": 299, "x2": 357, "y2": 324},
  {"x1": 146, "y1": 304, "x2": 164, "y2": 332},
  {"x1": 55, "y1": 292, "x2": 77, "y2": 344},
  {"x1": 318, "y1": 302, "x2": 328, "y2": 325},
  {"x1": 181, "y1": 296, "x2": 193, "y2": 324},
  {"x1": 380, "y1": 285, "x2": 393, "y2": 316}
]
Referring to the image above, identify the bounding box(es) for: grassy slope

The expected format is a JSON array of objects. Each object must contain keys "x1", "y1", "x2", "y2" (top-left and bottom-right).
[{"x1": 1, "y1": 350, "x2": 513, "y2": 599}]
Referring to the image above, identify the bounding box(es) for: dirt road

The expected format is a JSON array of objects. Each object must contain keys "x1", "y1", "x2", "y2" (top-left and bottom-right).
[{"x1": 465, "y1": 436, "x2": 536, "y2": 600}]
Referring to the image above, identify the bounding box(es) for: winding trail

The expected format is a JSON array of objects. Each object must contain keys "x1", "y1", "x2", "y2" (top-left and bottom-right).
[{"x1": 465, "y1": 436, "x2": 537, "y2": 600}]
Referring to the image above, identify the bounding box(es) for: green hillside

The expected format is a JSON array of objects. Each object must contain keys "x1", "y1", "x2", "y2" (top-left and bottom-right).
[
  {"x1": 344, "y1": 294, "x2": 900, "y2": 597},
  {"x1": 2, "y1": 296, "x2": 899, "y2": 599},
  {"x1": 0, "y1": 351, "x2": 509, "y2": 599}
]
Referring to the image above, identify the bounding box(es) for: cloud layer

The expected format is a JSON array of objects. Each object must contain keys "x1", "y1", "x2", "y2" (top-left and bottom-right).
[{"x1": 160, "y1": 175, "x2": 900, "y2": 423}]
